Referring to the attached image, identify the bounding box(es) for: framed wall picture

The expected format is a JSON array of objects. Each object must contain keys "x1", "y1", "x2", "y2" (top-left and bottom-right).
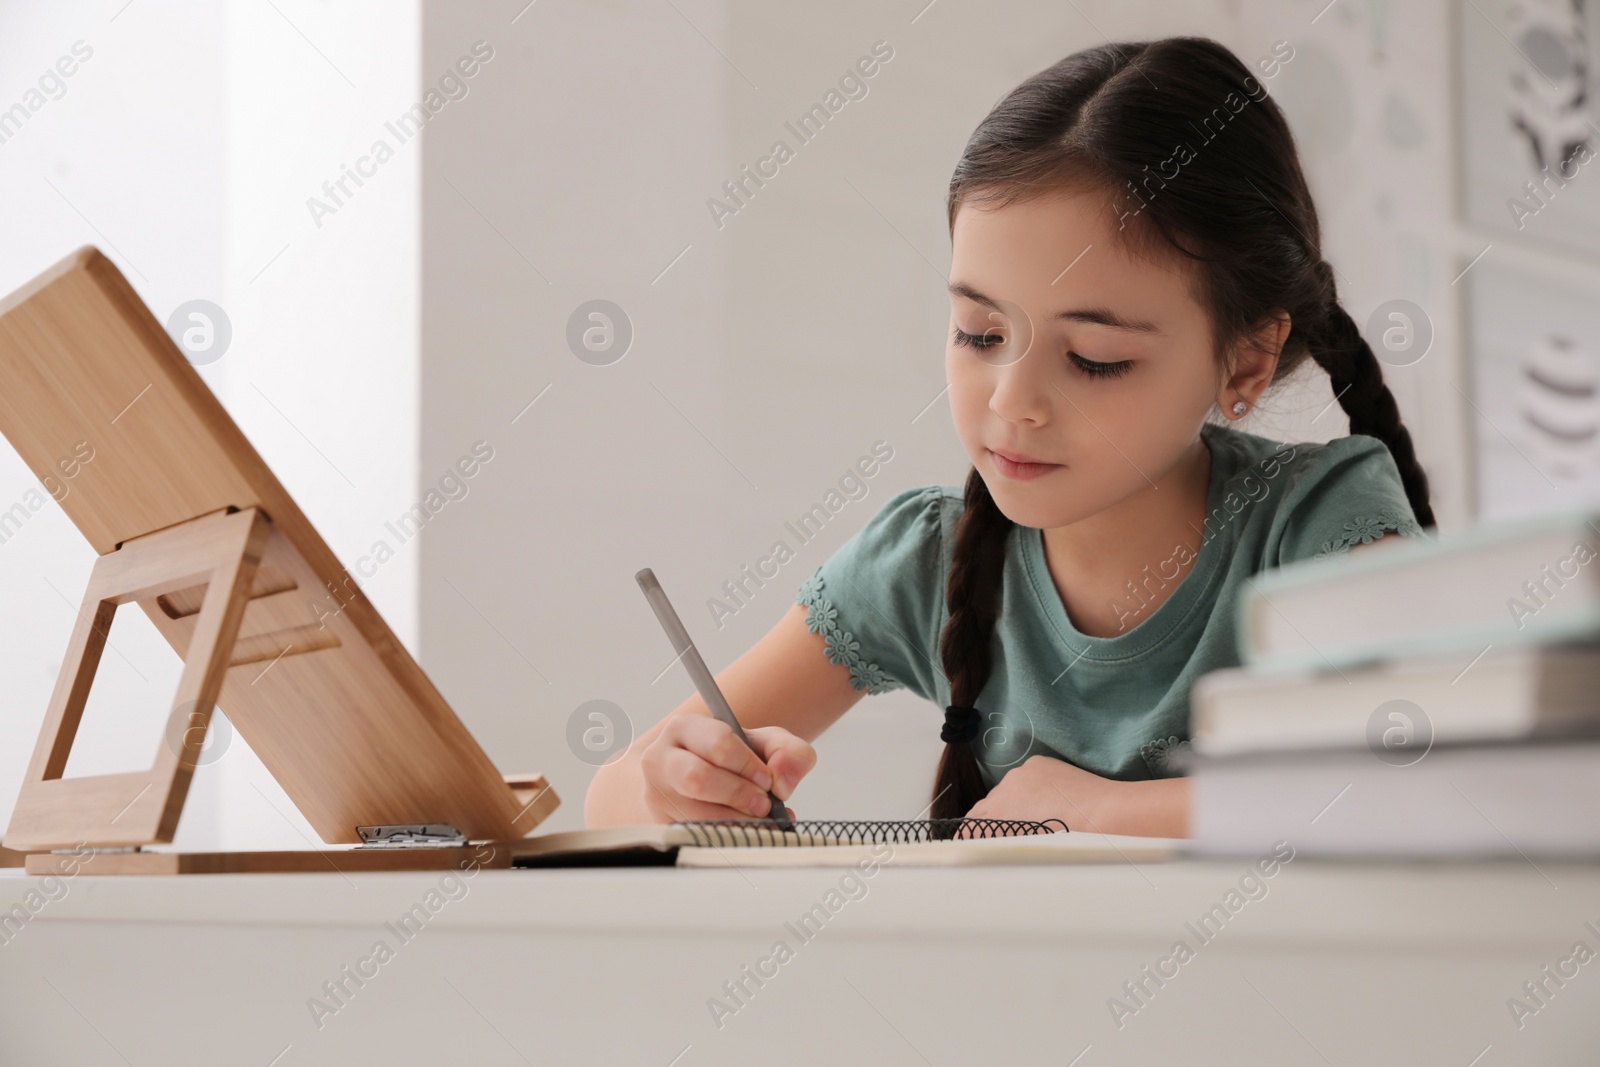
[
  {"x1": 1459, "y1": 0, "x2": 1600, "y2": 259},
  {"x1": 1463, "y1": 255, "x2": 1600, "y2": 518}
]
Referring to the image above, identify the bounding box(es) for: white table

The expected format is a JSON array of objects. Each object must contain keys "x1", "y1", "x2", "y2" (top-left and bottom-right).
[{"x1": 2, "y1": 856, "x2": 1597, "y2": 1065}]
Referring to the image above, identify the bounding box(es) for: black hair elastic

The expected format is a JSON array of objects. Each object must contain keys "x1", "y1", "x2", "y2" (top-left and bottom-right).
[{"x1": 942, "y1": 704, "x2": 982, "y2": 745}]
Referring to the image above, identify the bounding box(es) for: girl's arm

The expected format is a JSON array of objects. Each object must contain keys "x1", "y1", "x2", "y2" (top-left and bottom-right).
[
  {"x1": 965, "y1": 755, "x2": 1191, "y2": 837},
  {"x1": 584, "y1": 601, "x2": 868, "y2": 827}
]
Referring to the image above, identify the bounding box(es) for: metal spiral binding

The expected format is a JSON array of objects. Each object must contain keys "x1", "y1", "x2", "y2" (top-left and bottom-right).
[{"x1": 675, "y1": 817, "x2": 1069, "y2": 847}]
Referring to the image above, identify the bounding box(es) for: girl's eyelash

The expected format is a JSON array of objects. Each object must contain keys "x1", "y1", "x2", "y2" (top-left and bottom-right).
[
  {"x1": 951, "y1": 327, "x2": 1133, "y2": 379},
  {"x1": 951, "y1": 326, "x2": 1003, "y2": 351},
  {"x1": 1068, "y1": 351, "x2": 1134, "y2": 379}
]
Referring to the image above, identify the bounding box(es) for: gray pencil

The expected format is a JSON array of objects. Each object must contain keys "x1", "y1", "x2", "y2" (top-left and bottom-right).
[{"x1": 635, "y1": 568, "x2": 794, "y2": 829}]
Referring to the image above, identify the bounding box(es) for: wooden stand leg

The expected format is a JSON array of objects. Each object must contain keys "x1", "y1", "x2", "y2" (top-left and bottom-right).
[{"x1": 3, "y1": 508, "x2": 269, "y2": 852}]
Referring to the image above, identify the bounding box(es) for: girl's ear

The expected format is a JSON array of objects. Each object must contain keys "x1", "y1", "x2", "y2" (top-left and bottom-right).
[
  {"x1": 1217, "y1": 310, "x2": 1290, "y2": 413},
  {"x1": 1258, "y1": 309, "x2": 1292, "y2": 358}
]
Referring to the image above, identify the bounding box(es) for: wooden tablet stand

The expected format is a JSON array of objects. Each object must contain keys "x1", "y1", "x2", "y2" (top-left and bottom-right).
[{"x1": 0, "y1": 247, "x2": 558, "y2": 875}]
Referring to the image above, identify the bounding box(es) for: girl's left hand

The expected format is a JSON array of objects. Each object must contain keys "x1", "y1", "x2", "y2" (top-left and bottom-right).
[{"x1": 964, "y1": 754, "x2": 1114, "y2": 830}]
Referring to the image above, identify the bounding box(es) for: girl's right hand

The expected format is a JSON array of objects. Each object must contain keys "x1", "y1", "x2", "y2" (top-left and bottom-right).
[{"x1": 639, "y1": 714, "x2": 816, "y2": 823}]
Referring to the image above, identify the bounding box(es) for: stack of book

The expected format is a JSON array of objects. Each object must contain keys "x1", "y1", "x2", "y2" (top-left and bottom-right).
[{"x1": 1189, "y1": 509, "x2": 1600, "y2": 857}]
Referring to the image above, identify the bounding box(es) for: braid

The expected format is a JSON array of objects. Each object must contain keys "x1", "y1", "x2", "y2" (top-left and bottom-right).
[
  {"x1": 930, "y1": 467, "x2": 1015, "y2": 820},
  {"x1": 1305, "y1": 268, "x2": 1437, "y2": 530}
]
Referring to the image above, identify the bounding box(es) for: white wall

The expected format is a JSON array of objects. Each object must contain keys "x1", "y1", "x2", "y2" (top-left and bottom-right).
[
  {"x1": 416, "y1": 1, "x2": 748, "y2": 830},
  {"x1": 0, "y1": 1, "x2": 420, "y2": 851},
  {"x1": 210, "y1": 0, "x2": 421, "y2": 850},
  {"x1": 0, "y1": 0, "x2": 229, "y2": 850}
]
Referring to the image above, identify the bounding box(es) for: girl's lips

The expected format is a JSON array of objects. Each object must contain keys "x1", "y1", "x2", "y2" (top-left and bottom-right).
[{"x1": 988, "y1": 448, "x2": 1061, "y2": 480}]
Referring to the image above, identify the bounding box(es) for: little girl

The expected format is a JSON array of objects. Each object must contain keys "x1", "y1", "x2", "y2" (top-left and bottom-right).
[{"x1": 586, "y1": 35, "x2": 1433, "y2": 837}]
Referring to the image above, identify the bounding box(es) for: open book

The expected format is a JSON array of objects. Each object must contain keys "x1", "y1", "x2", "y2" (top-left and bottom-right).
[{"x1": 506, "y1": 818, "x2": 1178, "y2": 867}]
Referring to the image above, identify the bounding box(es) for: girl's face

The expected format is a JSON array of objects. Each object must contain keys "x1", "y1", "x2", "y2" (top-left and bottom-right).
[{"x1": 945, "y1": 190, "x2": 1225, "y2": 531}]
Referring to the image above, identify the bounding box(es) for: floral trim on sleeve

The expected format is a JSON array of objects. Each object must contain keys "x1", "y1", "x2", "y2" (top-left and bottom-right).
[
  {"x1": 1139, "y1": 736, "x2": 1192, "y2": 778},
  {"x1": 1312, "y1": 508, "x2": 1426, "y2": 561},
  {"x1": 796, "y1": 571, "x2": 903, "y2": 696}
]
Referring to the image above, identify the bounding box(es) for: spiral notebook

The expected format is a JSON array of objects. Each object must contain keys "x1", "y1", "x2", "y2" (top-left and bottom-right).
[{"x1": 507, "y1": 818, "x2": 1178, "y2": 867}]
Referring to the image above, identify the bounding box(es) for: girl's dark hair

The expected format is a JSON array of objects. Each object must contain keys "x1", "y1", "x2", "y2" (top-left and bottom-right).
[{"x1": 931, "y1": 36, "x2": 1435, "y2": 820}]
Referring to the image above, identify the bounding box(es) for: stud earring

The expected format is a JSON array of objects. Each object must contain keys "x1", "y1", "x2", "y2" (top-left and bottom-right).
[{"x1": 1231, "y1": 400, "x2": 1247, "y2": 417}]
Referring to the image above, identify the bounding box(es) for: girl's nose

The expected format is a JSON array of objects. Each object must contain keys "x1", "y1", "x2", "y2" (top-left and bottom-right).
[{"x1": 988, "y1": 354, "x2": 1054, "y2": 425}]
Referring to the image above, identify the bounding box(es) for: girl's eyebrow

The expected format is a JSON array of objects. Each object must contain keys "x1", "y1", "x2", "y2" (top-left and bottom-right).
[{"x1": 947, "y1": 281, "x2": 1163, "y2": 334}]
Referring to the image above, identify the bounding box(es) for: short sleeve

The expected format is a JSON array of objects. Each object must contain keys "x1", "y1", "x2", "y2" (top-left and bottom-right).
[
  {"x1": 794, "y1": 485, "x2": 948, "y2": 701},
  {"x1": 1275, "y1": 434, "x2": 1430, "y2": 566}
]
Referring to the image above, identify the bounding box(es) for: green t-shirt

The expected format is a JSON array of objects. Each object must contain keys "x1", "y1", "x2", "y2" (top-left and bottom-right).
[{"x1": 793, "y1": 420, "x2": 1427, "y2": 786}]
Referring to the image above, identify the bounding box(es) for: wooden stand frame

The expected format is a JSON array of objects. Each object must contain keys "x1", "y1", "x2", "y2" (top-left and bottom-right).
[
  {"x1": 0, "y1": 246, "x2": 561, "y2": 875},
  {"x1": 9, "y1": 506, "x2": 549, "y2": 875},
  {"x1": 8, "y1": 508, "x2": 268, "y2": 852}
]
